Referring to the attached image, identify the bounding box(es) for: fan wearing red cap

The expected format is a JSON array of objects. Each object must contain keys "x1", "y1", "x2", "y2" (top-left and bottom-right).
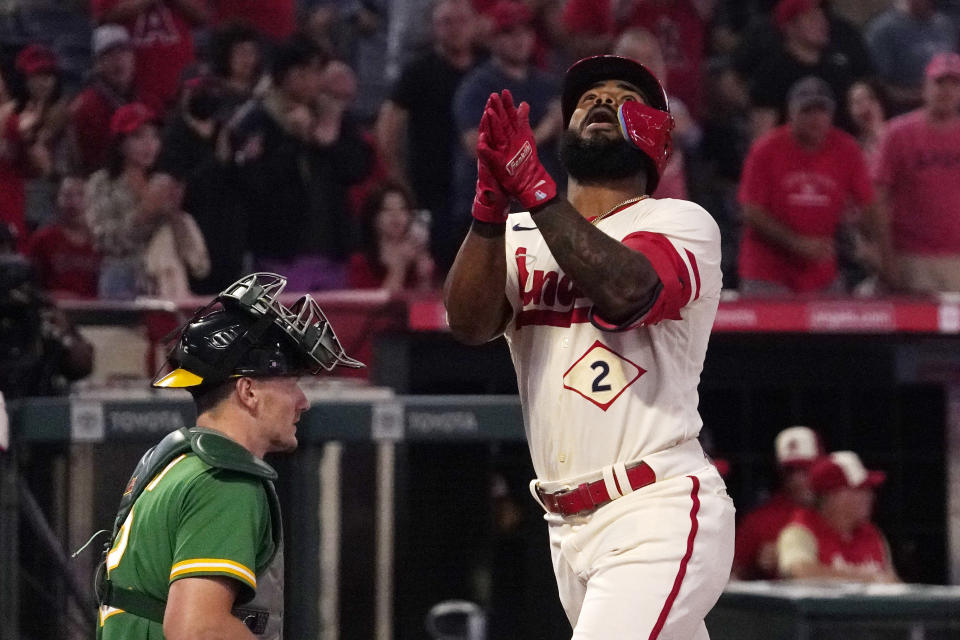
[
  {"x1": 108, "y1": 102, "x2": 157, "y2": 139},
  {"x1": 0, "y1": 43, "x2": 66, "y2": 246},
  {"x1": 733, "y1": 426, "x2": 823, "y2": 580},
  {"x1": 15, "y1": 43, "x2": 58, "y2": 76},
  {"x1": 88, "y1": 102, "x2": 211, "y2": 299},
  {"x1": 13, "y1": 44, "x2": 65, "y2": 153},
  {"x1": 445, "y1": 54, "x2": 731, "y2": 639},
  {"x1": 777, "y1": 451, "x2": 899, "y2": 582},
  {"x1": 872, "y1": 51, "x2": 960, "y2": 293},
  {"x1": 85, "y1": 102, "x2": 163, "y2": 299}
]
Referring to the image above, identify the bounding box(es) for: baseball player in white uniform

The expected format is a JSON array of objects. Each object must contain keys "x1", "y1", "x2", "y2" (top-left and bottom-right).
[{"x1": 444, "y1": 55, "x2": 735, "y2": 639}]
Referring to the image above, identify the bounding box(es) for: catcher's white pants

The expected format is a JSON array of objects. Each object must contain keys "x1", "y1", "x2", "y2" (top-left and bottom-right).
[{"x1": 547, "y1": 464, "x2": 735, "y2": 640}]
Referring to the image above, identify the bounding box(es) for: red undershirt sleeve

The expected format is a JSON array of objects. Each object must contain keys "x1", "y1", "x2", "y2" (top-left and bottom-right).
[{"x1": 590, "y1": 231, "x2": 697, "y2": 331}]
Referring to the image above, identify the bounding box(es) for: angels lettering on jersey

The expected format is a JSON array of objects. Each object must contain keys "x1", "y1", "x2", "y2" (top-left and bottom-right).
[
  {"x1": 514, "y1": 247, "x2": 588, "y2": 329},
  {"x1": 132, "y1": 5, "x2": 180, "y2": 46},
  {"x1": 509, "y1": 202, "x2": 716, "y2": 332}
]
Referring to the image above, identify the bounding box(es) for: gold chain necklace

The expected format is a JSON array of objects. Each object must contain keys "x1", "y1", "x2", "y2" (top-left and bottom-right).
[{"x1": 590, "y1": 195, "x2": 649, "y2": 226}]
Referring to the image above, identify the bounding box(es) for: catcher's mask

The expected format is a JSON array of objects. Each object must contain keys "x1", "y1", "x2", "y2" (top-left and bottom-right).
[
  {"x1": 561, "y1": 55, "x2": 673, "y2": 192},
  {"x1": 152, "y1": 272, "x2": 363, "y2": 389}
]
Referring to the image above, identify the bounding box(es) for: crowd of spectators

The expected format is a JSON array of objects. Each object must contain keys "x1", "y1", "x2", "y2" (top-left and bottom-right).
[{"x1": 0, "y1": 0, "x2": 959, "y2": 301}]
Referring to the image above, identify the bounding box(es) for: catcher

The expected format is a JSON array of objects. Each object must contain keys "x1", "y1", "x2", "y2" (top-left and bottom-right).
[{"x1": 95, "y1": 272, "x2": 362, "y2": 639}]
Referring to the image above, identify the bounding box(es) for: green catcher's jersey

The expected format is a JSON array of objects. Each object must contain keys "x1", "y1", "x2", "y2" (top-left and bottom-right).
[{"x1": 97, "y1": 452, "x2": 275, "y2": 638}]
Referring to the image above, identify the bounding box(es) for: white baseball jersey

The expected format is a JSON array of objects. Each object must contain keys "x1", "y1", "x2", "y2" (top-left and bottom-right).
[{"x1": 503, "y1": 197, "x2": 722, "y2": 483}]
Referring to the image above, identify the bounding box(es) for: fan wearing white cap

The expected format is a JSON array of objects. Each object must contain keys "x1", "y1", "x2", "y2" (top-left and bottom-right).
[
  {"x1": 732, "y1": 426, "x2": 822, "y2": 580},
  {"x1": 69, "y1": 24, "x2": 140, "y2": 175},
  {"x1": 777, "y1": 451, "x2": 899, "y2": 583}
]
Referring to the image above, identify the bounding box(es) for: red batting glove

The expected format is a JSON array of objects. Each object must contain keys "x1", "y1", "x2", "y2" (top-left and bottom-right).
[
  {"x1": 476, "y1": 90, "x2": 556, "y2": 210},
  {"x1": 472, "y1": 93, "x2": 510, "y2": 223},
  {"x1": 471, "y1": 149, "x2": 509, "y2": 224}
]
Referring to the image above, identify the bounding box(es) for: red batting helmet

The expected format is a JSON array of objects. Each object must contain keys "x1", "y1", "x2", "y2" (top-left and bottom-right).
[{"x1": 561, "y1": 55, "x2": 673, "y2": 192}]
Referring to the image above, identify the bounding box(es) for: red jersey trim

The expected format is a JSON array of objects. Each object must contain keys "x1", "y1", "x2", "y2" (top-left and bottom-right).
[
  {"x1": 588, "y1": 281, "x2": 663, "y2": 332},
  {"x1": 516, "y1": 306, "x2": 592, "y2": 329},
  {"x1": 622, "y1": 231, "x2": 690, "y2": 324},
  {"x1": 685, "y1": 249, "x2": 701, "y2": 302},
  {"x1": 514, "y1": 228, "x2": 698, "y2": 330},
  {"x1": 649, "y1": 475, "x2": 701, "y2": 640}
]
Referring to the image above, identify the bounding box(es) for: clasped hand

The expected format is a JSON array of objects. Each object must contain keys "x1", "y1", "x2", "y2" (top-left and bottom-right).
[{"x1": 472, "y1": 90, "x2": 557, "y2": 223}]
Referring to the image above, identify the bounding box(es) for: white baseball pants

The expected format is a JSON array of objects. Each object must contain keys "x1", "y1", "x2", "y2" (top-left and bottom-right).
[{"x1": 547, "y1": 465, "x2": 735, "y2": 640}]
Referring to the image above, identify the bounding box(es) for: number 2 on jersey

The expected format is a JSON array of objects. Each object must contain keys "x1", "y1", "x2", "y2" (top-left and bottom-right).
[
  {"x1": 590, "y1": 361, "x2": 612, "y2": 392},
  {"x1": 562, "y1": 341, "x2": 646, "y2": 411}
]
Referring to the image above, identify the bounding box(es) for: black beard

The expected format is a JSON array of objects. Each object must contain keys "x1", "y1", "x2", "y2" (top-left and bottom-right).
[{"x1": 558, "y1": 128, "x2": 650, "y2": 184}]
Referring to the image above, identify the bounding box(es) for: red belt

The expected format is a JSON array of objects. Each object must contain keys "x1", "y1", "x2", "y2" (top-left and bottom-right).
[{"x1": 536, "y1": 462, "x2": 656, "y2": 517}]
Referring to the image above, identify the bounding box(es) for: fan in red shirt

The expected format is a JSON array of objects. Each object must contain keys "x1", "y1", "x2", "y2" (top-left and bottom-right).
[
  {"x1": 738, "y1": 76, "x2": 880, "y2": 294},
  {"x1": 91, "y1": 0, "x2": 208, "y2": 112},
  {"x1": 732, "y1": 426, "x2": 823, "y2": 580},
  {"x1": 1, "y1": 44, "x2": 67, "y2": 248},
  {"x1": 69, "y1": 25, "x2": 157, "y2": 176},
  {"x1": 26, "y1": 176, "x2": 101, "y2": 298},
  {"x1": 777, "y1": 451, "x2": 899, "y2": 583},
  {"x1": 874, "y1": 52, "x2": 960, "y2": 293}
]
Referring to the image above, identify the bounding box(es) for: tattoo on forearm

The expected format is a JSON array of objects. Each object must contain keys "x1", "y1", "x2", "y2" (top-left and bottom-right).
[{"x1": 532, "y1": 201, "x2": 657, "y2": 318}]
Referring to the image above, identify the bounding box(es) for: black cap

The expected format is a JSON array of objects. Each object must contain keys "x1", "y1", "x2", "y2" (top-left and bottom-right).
[
  {"x1": 561, "y1": 55, "x2": 669, "y2": 126},
  {"x1": 787, "y1": 76, "x2": 835, "y2": 114}
]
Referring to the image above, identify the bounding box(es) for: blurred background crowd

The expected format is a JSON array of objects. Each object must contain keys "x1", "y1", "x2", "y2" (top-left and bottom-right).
[
  {"x1": 0, "y1": 0, "x2": 959, "y2": 307},
  {"x1": 2, "y1": 3, "x2": 960, "y2": 637}
]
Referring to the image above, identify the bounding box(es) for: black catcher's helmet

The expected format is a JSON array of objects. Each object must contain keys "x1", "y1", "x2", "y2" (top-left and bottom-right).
[{"x1": 152, "y1": 273, "x2": 363, "y2": 389}]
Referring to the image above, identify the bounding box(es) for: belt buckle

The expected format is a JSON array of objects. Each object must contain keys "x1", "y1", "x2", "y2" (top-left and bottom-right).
[
  {"x1": 550, "y1": 482, "x2": 596, "y2": 516},
  {"x1": 553, "y1": 485, "x2": 575, "y2": 498},
  {"x1": 538, "y1": 484, "x2": 572, "y2": 513},
  {"x1": 538, "y1": 483, "x2": 573, "y2": 498}
]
